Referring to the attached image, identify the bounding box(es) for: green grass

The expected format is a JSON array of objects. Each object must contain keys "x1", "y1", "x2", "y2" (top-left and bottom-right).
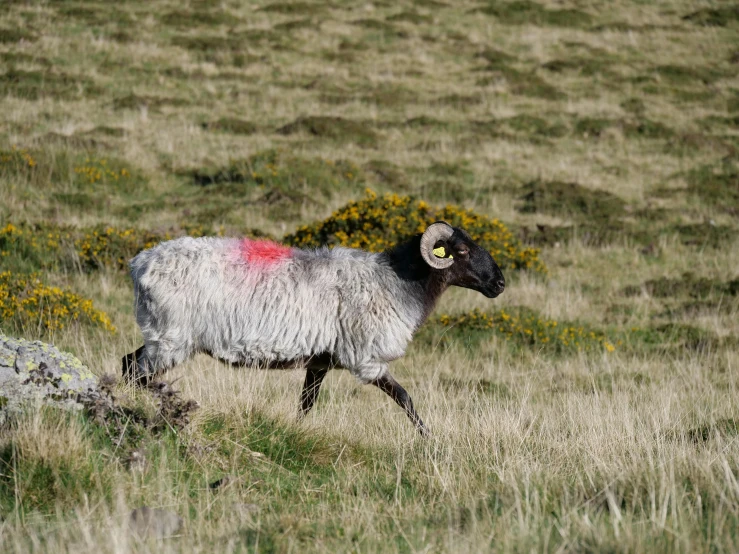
[{"x1": 0, "y1": 0, "x2": 738, "y2": 551}]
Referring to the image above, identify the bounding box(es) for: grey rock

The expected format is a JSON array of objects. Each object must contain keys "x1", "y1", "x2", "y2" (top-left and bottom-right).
[
  {"x1": 0, "y1": 333, "x2": 98, "y2": 424},
  {"x1": 129, "y1": 506, "x2": 183, "y2": 539}
]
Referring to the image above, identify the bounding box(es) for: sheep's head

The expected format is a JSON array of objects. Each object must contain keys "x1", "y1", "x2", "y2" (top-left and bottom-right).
[{"x1": 420, "y1": 222, "x2": 505, "y2": 298}]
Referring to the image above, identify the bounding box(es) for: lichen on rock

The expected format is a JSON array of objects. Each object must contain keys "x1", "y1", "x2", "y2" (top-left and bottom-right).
[{"x1": 0, "y1": 333, "x2": 99, "y2": 424}]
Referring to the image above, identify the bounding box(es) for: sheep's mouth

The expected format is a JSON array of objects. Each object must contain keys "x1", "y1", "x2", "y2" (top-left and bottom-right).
[{"x1": 480, "y1": 282, "x2": 505, "y2": 298}]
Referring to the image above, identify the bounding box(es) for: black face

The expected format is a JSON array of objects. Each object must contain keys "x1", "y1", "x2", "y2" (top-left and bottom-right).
[{"x1": 438, "y1": 228, "x2": 505, "y2": 298}]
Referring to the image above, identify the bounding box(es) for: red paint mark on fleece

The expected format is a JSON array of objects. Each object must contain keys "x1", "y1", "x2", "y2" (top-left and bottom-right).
[{"x1": 240, "y1": 238, "x2": 292, "y2": 267}]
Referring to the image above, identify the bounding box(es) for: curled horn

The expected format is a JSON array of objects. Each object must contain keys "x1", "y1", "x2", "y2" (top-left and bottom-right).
[{"x1": 420, "y1": 222, "x2": 455, "y2": 269}]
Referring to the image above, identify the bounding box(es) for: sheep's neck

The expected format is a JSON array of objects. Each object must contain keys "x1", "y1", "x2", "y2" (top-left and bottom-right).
[
  {"x1": 416, "y1": 271, "x2": 449, "y2": 324},
  {"x1": 383, "y1": 237, "x2": 450, "y2": 329}
]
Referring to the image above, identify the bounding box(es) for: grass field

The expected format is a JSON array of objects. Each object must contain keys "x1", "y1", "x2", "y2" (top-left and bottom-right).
[{"x1": 1, "y1": 0, "x2": 738, "y2": 551}]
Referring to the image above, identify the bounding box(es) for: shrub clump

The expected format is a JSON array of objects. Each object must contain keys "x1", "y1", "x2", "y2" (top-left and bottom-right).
[
  {"x1": 0, "y1": 271, "x2": 115, "y2": 333},
  {"x1": 430, "y1": 307, "x2": 617, "y2": 354},
  {"x1": 73, "y1": 226, "x2": 196, "y2": 271},
  {"x1": 0, "y1": 222, "x2": 218, "y2": 273},
  {"x1": 284, "y1": 190, "x2": 546, "y2": 273}
]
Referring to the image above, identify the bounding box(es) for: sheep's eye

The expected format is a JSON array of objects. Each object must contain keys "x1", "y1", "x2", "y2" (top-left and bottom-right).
[{"x1": 456, "y1": 247, "x2": 469, "y2": 257}]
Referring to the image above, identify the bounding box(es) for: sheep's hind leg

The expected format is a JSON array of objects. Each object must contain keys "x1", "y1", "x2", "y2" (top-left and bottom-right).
[
  {"x1": 299, "y1": 366, "x2": 328, "y2": 418},
  {"x1": 298, "y1": 354, "x2": 335, "y2": 419},
  {"x1": 371, "y1": 372, "x2": 430, "y2": 437}
]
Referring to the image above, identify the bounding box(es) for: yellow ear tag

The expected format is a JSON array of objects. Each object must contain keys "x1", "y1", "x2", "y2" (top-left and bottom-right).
[{"x1": 433, "y1": 246, "x2": 451, "y2": 258}]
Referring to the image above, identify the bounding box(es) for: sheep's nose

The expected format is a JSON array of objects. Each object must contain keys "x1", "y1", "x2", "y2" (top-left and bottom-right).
[{"x1": 495, "y1": 279, "x2": 505, "y2": 291}]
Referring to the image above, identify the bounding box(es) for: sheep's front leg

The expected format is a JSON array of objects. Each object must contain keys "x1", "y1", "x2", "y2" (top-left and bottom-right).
[
  {"x1": 299, "y1": 365, "x2": 329, "y2": 418},
  {"x1": 122, "y1": 345, "x2": 151, "y2": 385},
  {"x1": 371, "y1": 372, "x2": 430, "y2": 437}
]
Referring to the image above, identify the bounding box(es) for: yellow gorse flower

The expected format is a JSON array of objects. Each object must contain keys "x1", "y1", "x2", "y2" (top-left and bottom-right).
[
  {"x1": 284, "y1": 190, "x2": 546, "y2": 274},
  {"x1": 1, "y1": 222, "x2": 222, "y2": 272},
  {"x1": 0, "y1": 271, "x2": 115, "y2": 333},
  {"x1": 435, "y1": 308, "x2": 617, "y2": 353},
  {"x1": 74, "y1": 157, "x2": 131, "y2": 185}
]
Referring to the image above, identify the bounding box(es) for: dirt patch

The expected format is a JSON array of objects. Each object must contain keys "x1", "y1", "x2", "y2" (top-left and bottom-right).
[{"x1": 276, "y1": 116, "x2": 379, "y2": 147}]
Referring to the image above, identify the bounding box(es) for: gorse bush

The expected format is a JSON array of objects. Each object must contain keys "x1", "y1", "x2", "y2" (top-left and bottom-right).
[
  {"x1": 74, "y1": 225, "x2": 211, "y2": 271},
  {"x1": 427, "y1": 307, "x2": 618, "y2": 354},
  {"x1": 0, "y1": 271, "x2": 115, "y2": 333},
  {"x1": 285, "y1": 190, "x2": 546, "y2": 273},
  {"x1": 0, "y1": 222, "x2": 217, "y2": 272},
  {"x1": 3, "y1": 191, "x2": 543, "y2": 273},
  {"x1": 0, "y1": 223, "x2": 63, "y2": 271}
]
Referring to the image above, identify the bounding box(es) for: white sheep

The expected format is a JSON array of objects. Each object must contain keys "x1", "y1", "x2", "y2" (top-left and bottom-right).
[{"x1": 123, "y1": 222, "x2": 505, "y2": 435}]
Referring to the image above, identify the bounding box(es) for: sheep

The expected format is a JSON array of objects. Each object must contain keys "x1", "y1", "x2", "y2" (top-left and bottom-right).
[{"x1": 122, "y1": 222, "x2": 505, "y2": 436}]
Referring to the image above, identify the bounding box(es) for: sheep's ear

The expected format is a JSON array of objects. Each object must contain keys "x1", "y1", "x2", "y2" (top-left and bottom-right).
[{"x1": 421, "y1": 222, "x2": 454, "y2": 269}]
